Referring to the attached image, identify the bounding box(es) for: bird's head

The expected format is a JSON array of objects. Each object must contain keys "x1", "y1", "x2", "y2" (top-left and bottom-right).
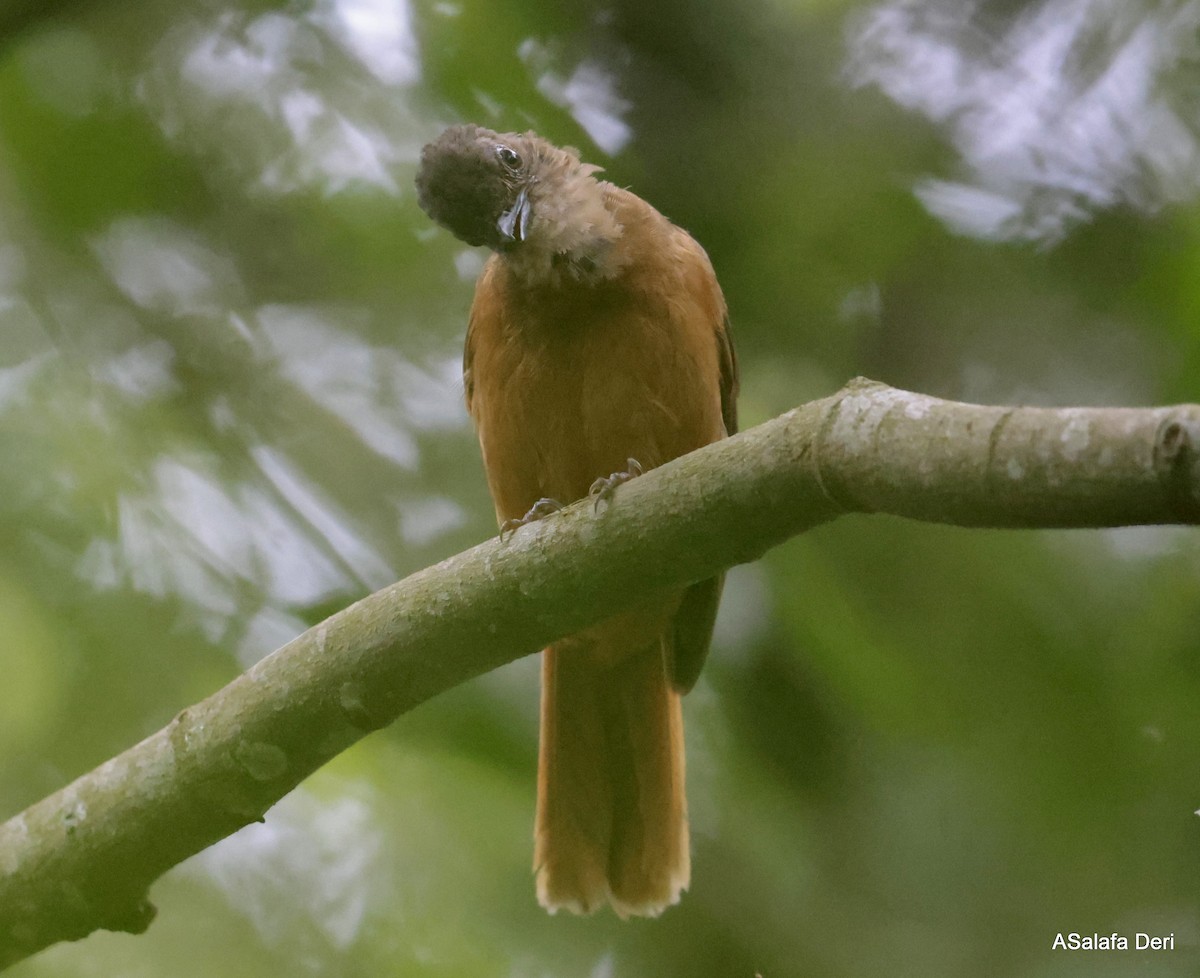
[
  {"x1": 415, "y1": 124, "x2": 543, "y2": 251},
  {"x1": 416, "y1": 124, "x2": 628, "y2": 285}
]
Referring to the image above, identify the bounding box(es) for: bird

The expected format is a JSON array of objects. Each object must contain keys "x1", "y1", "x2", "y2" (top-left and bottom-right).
[{"x1": 415, "y1": 124, "x2": 737, "y2": 918}]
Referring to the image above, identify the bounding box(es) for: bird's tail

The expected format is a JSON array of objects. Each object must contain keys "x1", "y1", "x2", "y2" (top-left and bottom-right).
[{"x1": 533, "y1": 640, "x2": 689, "y2": 918}]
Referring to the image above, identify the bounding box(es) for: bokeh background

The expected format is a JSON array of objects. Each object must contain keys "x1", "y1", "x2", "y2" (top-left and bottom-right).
[{"x1": 2, "y1": 0, "x2": 1200, "y2": 974}]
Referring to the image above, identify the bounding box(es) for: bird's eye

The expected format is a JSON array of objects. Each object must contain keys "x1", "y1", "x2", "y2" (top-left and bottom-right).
[{"x1": 495, "y1": 145, "x2": 522, "y2": 171}]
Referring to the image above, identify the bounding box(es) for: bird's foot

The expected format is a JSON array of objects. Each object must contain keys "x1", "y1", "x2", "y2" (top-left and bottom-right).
[
  {"x1": 589, "y1": 458, "x2": 644, "y2": 512},
  {"x1": 500, "y1": 497, "x2": 564, "y2": 541}
]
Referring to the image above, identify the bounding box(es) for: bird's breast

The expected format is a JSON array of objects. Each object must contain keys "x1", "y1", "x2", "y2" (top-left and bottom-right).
[{"x1": 470, "y1": 271, "x2": 723, "y2": 524}]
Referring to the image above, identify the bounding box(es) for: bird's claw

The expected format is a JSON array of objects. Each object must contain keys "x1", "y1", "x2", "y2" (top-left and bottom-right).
[
  {"x1": 500, "y1": 497, "x2": 564, "y2": 541},
  {"x1": 589, "y1": 458, "x2": 644, "y2": 512}
]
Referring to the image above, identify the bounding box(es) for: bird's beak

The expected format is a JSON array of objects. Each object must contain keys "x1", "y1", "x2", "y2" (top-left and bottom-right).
[{"x1": 497, "y1": 187, "x2": 530, "y2": 243}]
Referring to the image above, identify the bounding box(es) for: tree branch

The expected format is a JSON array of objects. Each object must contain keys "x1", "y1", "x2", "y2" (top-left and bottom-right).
[{"x1": 2, "y1": 378, "x2": 1198, "y2": 968}]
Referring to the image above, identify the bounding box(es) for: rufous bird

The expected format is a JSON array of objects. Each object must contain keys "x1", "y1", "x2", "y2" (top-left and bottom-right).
[{"x1": 415, "y1": 124, "x2": 737, "y2": 917}]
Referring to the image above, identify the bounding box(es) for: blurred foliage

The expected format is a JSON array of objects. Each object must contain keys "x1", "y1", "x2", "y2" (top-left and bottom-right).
[{"x1": 2, "y1": 0, "x2": 1199, "y2": 975}]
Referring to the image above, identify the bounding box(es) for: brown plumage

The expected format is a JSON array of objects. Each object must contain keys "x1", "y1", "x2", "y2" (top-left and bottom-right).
[{"x1": 415, "y1": 124, "x2": 737, "y2": 917}]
